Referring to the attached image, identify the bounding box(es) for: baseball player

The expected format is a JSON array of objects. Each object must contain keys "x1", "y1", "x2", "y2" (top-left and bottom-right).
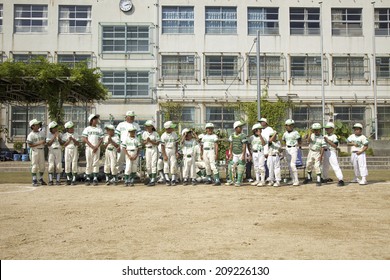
[
  {"x1": 82, "y1": 114, "x2": 104, "y2": 186},
  {"x1": 323, "y1": 122, "x2": 345, "y2": 187},
  {"x1": 160, "y1": 121, "x2": 179, "y2": 186},
  {"x1": 347, "y1": 123, "x2": 369, "y2": 185},
  {"x1": 102, "y1": 124, "x2": 121, "y2": 185},
  {"x1": 27, "y1": 119, "x2": 47, "y2": 186},
  {"x1": 282, "y1": 119, "x2": 301, "y2": 186},
  {"x1": 267, "y1": 131, "x2": 282, "y2": 187},
  {"x1": 201, "y1": 123, "x2": 221, "y2": 186},
  {"x1": 46, "y1": 121, "x2": 63, "y2": 185},
  {"x1": 181, "y1": 128, "x2": 198, "y2": 185},
  {"x1": 303, "y1": 123, "x2": 326, "y2": 186},
  {"x1": 142, "y1": 120, "x2": 160, "y2": 186},
  {"x1": 157, "y1": 143, "x2": 165, "y2": 184},
  {"x1": 115, "y1": 111, "x2": 141, "y2": 174},
  {"x1": 122, "y1": 125, "x2": 142, "y2": 186},
  {"x1": 226, "y1": 121, "x2": 248, "y2": 187},
  {"x1": 249, "y1": 123, "x2": 267, "y2": 187},
  {"x1": 62, "y1": 121, "x2": 79, "y2": 185}
]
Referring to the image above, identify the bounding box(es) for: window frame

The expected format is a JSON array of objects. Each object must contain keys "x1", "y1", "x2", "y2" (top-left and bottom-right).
[
  {"x1": 57, "y1": 53, "x2": 93, "y2": 68},
  {"x1": 290, "y1": 55, "x2": 325, "y2": 84},
  {"x1": 332, "y1": 56, "x2": 369, "y2": 84},
  {"x1": 247, "y1": 7, "x2": 279, "y2": 36},
  {"x1": 14, "y1": 4, "x2": 48, "y2": 33},
  {"x1": 206, "y1": 107, "x2": 237, "y2": 130},
  {"x1": 205, "y1": 6, "x2": 237, "y2": 35},
  {"x1": 11, "y1": 106, "x2": 46, "y2": 137},
  {"x1": 160, "y1": 54, "x2": 198, "y2": 82},
  {"x1": 247, "y1": 54, "x2": 286, "y2": 84},
  {"x1": 204, "y1": 55, "x2": 241, "y2": 82},
  {"x1": 161, "y1": 6, "x2": 194, "y2": 34},
  {"x1": 0, "y1": 4, "x2": 3, "y2": 33},
  {"x1": 289, "y1": 7, "x2": 320, "y2": 35},
  {"x1": 376, "y1": 56, "x2": 390, "y2": 80},
  {"x1": 375, "y1": 8, "x2": 390, "y2": 36},
  {"x1": 58, "y1": 5, "x2": 92, "y2": 34},
  {"x1": 331, "y1": 8, "x2": 363, "y2": 36},
  {"x1": 292, "y1": 106, "x2": 323, "y2": 130}
]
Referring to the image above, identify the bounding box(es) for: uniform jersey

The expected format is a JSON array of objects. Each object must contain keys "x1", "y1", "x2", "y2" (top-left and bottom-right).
[
  {"x1": 46, "y1": 132, "x2": 62, "y2": 149},
  {"x1": 61, "y1": 132, "x2": 80, "y2": 149},
  {"x1": 282, "y1": 130, "x2": 301, "y2": 147},
  {"x1": 27, "y1": 130, "x2": 46, "y2": 149},
  {"x1": 122, "y1": 136, "x2": 142, "y2": 151},
  {"x1": 182, "y1": 139, "x2": 198, "y2": 156},
  {"x1": 160, "y1": 132, "x2": 178, "y2": 149},
  {"x1": 201, "y1": 134, "x2": 218, "y2": 149},
  {"x1": 82, "y1": 126, "x2": 103, "y2": 146},
  {"x1": 347, "y1": 134, "x2": 369, "y2": 152},
  {"x1": 249, "y1": 135, "x2": 265, "y2": 152},
  {"x1": 142, "y1": 131, "x2": 160, "y2": 147},
  {"x1": 324, "y1": 134, "x2": 339, "y2": 152},
  {"x1": 229, "y1": 133, "x2": 248, "y2": 154},
  {"x1": 103, "y1": 135, "x2": 120, "y2": 150},
  {"x1": 309, "y1": 133, "x2": 326, "y2": 151},
  {"x1": 116, "y1": 121, "x2": 141, "y2": 143},
  {"x1": 268, "y1": 141, "x2": 281, "y2": 156},
  {"x1": 261, "y1": 126, "x2": 274, "y2": 141}
]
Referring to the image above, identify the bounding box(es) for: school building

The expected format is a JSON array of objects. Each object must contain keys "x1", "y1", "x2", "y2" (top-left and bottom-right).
[{"x1": 0, "y1": 0, "x2": 389, "y2": 143}]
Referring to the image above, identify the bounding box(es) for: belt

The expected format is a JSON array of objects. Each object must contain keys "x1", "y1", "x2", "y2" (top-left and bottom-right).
[
  {"x1": 310, "y1": 149, "x2": 320, "y2": 152},
  {"x1": 146, "y1": 146, "x2": 154, "y2": 149},
  {"x1": 324, "y1": 149, "x2": 328, "y2": 151},
  {"x1": 352, "y1": 151, "x2": 358, "y2": 153},
  {"x1": 52, "y1": 147, "x2": 59, "y2": 150},
  {"x1": 107, "y1": 147, "x2": 115, "y2": 151},
  {"x1": 271, "y1": 155, "x2": 278, "y2": 157},
  {"x1": 36, "y1": 148, "x2": 44, "y2": 150},
  {"x1": 252, "y1": 150, "x2": 262, "y2": 153},
  {"x1": 204, "y1": 147, "x2": 214, "y2": 150},
  {"x1": 166, "y1": 147, "x2": 174, "y2": 149},
  {"x1": 186, "y1": 155, "x2": 192, "y2": 158},
  {"x1": 128, "y1": 149, "x2": 135, "y2": 152},
  {"x1": 287, "y1": 145, "x2": 297, "y2": 148}
]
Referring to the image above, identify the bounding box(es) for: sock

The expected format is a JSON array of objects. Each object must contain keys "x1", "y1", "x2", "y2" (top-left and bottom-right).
[
  {"x1": 196, "y1": 171, "x2": 202, "y2": 177},
  {"x1": 49, "y1": 173, "x2": 53, "y2": 182},
  {"x1": 39, "y1": 172, "x2": 44, "y2": 180},
  {"x1": 32, "y1": 173, "x2": 37, "y2": 181},
  {"x1": 307, "y1": 172, "x2": 312, "y2": 180},
  {"x1": 124, "y1": 175, "x2": 129, "y2": 182},
  {"x1": 159, "y1": 171, "x2": 164, "y2": 179},
  {"x1": 72, "y1": 173, "x2": 77, "y2": 181},
  {"x1": 150, "y1": 173, "x2": 156, "y2": 182},
  {"x1": 317, "y1": 174, "x2": 321, "y2": 183},
  {"x1": 105, "y1": 173, "x2": 110, "y2": 181},
  {"x1": 66, "y1": 173, "x2": 71, "y2": 180},
  {"x1": 171, "y1": 174, "x2": 176, "y2": 181},
  {"x1": 207, "y1": 175, "x2": 212, "y2": 181},
  {"x1": 56, "y1": 173, "x2": 61, "y2": 182},
  {"x1": 113, "y1": 175, "x2": 118, "y2": 182},
  {"x1": 93, "y1": 173, "x2": 97, "y2": 180},
  {"x1": 86, "y1": 174, "x2": 91, "y2": 181},
  {"x1": 130, "y1": 172, "x2": 137, "y2": 183},
  {"x1": 164, "y1": 173, "x2": 170, "y2": 181},
  {"x1": 214, "y1": 173, "x2": 220, "y2": 182}
]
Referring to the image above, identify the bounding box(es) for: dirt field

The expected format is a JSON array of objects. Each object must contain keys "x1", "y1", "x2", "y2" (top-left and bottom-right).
[{"x1": 0, "y1": 181, "x2": 389, "y2": 260}]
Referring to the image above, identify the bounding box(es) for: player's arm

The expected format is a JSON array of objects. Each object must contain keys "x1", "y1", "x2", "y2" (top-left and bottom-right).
[
  {"x1": 83, "y1": 136, "x2": 95, "y2": 149},
  {"x1": 324, "y1": 136, "x2": 337, "y2": 149},
  {"x1": 46, "y1": 132, "x2": 58, "y2": 147},
  {"x1": 63, "y1": 136, "x2": 72, "y2": 147},
  {"x1": 214, "y1": 140, "x2": 219, "y2": 161}
]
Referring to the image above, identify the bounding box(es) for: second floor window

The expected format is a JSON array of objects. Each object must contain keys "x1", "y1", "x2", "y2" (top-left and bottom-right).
[
  {"x1": 59, "y1": 5, "x2": 92, "y2": 33},
  {"x1": 376, "y1": 57, "x2": 390, "y2": 79},
  {"x1": 332, "y1": 8, "x2": 362, "y2": 36},
  {"x1": 248, "y1": 7, "x2": 279, "y2": 35},
  {"x1": 14, "y1": 5, "x2": 48, "y2": 33},
  {"x1": 0, "y1": 4, "x2": 3, "y2": 33},
  {"x1": 205, "y1": 7, "x2": 237, "y2": 34},
  {"x1": 161, "y1": 55, "x2": 196, "y2": 81},
  {"x1": 57, "y1": 54, "x2": 92, "y2": 68},
  {"x1": 375, "y1": 8, "x2": 390, "y2": 36},
  {"x1": 102, "y1": 25, "x2": 149, "y2": 54},
  {"x1": 290, "y1": 8, "x2": 320, "y2": 35},
  {"x1": 333, "y1": 56, "x2": 367, "y2": 82},
  {"x1": 291, "y1": 56, "x2": 322, "y2": 80},
  {"x1": 162, "y1": 6, "x2": 194, "y2": 34},
  {"x1": 101, "y1": 71, "x2": 150, "y2": 98},
  {"x1": 205, "y1": 55, "x2": 238, "y2": 78}
]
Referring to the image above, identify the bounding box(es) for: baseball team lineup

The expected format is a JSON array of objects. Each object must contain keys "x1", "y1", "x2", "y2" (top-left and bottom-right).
[{"x1": 26, "y1": 110, "x2": 369, "y2": 188}]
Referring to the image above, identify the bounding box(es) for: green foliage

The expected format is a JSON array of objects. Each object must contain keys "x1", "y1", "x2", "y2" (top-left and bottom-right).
[
  {"x1": 160, "y1": 102, "x2": 183, "y2": 123},
  {"x1": 334, "y1": 120, "x2": 352, "y2": 143},
  {"x1": 13, "y1": 141, "x2": 24, "y2": 152},
  {"x1": 366, "y1": 147, "x2": 374, "y2": 156},
  {"x1": 338, "y1": 150, "x2": 351, "y2": 157}
]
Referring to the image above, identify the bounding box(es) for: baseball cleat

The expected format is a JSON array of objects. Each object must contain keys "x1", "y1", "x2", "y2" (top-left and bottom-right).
[
  {"x1": 250, "y1": 181, "x2": 259, "y2": 186},
  {"x1": 171, "y1": 180, "x2": 176, "y2": 186},
  {"x1": 273, "y1": 181, "x2": 281, "y2": 187},
  {"x1": 105, "y1": 181, "x2": 111, "y2": 186},
  {"x1": 32, "y1": 180, "x2": 38, "y2": 187},
  {"x1": 225, "y1": 181, "x2": 234, "y2": 186},
  {"x1": 93, "y1": 180, "x2": 98, "y2": 186},
  {"x1": 337, "y1": 180, "x2": 345, "y2": 187},
  {"x1": 55, "y1": 181, "x2": 61, "y2": 186},
  {"x1": 85, "y1": 180, "x2": 91, "y2": 186},
  {"x1": 71, "y1": 181, "x2": 77, "y2": 186},
  {"x1": 316, "y1": 182, "x2": 322, "y2": 187},
  {"x1": 48, "y1": 181, "x2": 54, "y2": 186},
  {"x1": 257, "y1": 181, "x2": 265, "y2": 187},
  {"x1": 191, "y1": 179, "x2": 197, "y2": 185},
  {"x1": 292, "y1": 182, "x2": 300, "y2": 186},
  {"x1": 39, "y1": 179, "x2": 47, "y2": 185},
  {"x1": 303, "y1": 178, "x2": 312, "y2": 184},
  {"x1": 213, "y1": 181, "x2": 221, "y2": 186}
]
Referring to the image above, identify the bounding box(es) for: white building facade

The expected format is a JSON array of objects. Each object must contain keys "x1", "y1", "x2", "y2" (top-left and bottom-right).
[{"x1": 0, "y1": 0, "x2": 389, "y2": 140}]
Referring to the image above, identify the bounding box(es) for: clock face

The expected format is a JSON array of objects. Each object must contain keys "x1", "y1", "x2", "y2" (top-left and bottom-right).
[{"x1": 119, "y1": 0, "x2": 133, "y2": 12}]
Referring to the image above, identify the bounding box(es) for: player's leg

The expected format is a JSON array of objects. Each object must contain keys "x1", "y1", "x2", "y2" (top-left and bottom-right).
[
  {"x1": 322, "y1": 150, "x2": 331, "y2": 181},
  {"x1": 358, "y1": 153, "x2": 368, "y2": 185},
  {"x1": 267, "y1": 156, "x2": 275, "y2": 185},
  {"x1": 92, "y1": 148, "x2": 100, "y2": 185},
  {"x1": 303, "y1": 151, "x2": 314, "y2": 184},
  {"x1": 170, "y1": 150, "x2": 178, "y2": 185},
  {"x1": 257, "y1": 153, "x2": 266, "y2": 186},
  {"x1": 251, "y1": 152, "x2": 260, "y2": 185},
  {"x1": 351, "y1": 153, "x2": 360, "y2": 183},
  {"x1": 55, "y1": 150, "x2": 62, "y2": 185},
  {"x1": 273, "y1": 156, "x2": 282, "y2": 187},
  {"x1": 289, "y1": 147, "x2": 299, "y2": 186}
]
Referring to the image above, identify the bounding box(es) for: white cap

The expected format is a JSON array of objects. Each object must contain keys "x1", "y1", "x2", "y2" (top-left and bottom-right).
[
  {"x1": 29, "y1": 119, "x2": 41, "y2": 127},
  {"x1": 259, "y1": 118, "x2": 268, "y2": 124},
  {"x1": 64, "y1": 121, "x2": 74, "y2": 129},
  {"x1": 182, "y1": 128, "x2": 190, "y2": 136},
  {"x1": 198, "y1": 133, "x2": 204, "y2": 139},
  {"x1": 353, "y1": 123, "x2": 363, "y2": 129},
  {"x1": 164, "y1": 121, "x2": 176, "y2": 129},
  {"x1": 311, "y1": 123, "x2": 322, "y2": 130},
  {"x1": 126, "y1": 110, "x2": 136, "y2": 117},
  {"x1": 144, "y1": 120, "x2": 155, "y2": 127},
  {"x1": 251, "y1": 123, "x2": 262, "y2": 131},
  {"x1": 48, "y1": 121, "x2": 58, "y2": 129},
  {"x1": 233, "y1": 121, "x2": 245, "y2": 129},
  {"x1": 269, "y1": 130, "x2": 276, "y2": 137},
  {"x1": 324, "y1": 122, "x2": 335, "y2": 129},
  {"x1": 104, "y1": 124, "x2": 115, "y2": 130},
  {"x1": 128, "y1": 124, "x2": 137, "y2": 132},
  {"x1": 285, "y1": 119, "x2": 295, "y2": 125},
  {"x1": 88, "y1": 114, "x2": 100, "y2": 123},
  {"x1": 205, "y1": 123, "x2": 214, "y2": 129}
]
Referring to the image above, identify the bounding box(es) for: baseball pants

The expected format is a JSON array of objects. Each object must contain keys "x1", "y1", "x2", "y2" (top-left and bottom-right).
[
  {"x1": 116, "y1": 149, "x2": 126, "y2": 174},
  {"x1": 306, "y1": 150, "x2": 322, "y2": 174},
  {"x1": 145, "y1": 147, "x2": 158, "y2": 175},
  {"x1": 203, "y1": 149, "x2": 218, "y2": 175},
  {"x1": 285, "y1": 147, "x2": 299, "y2": 184},
  {"x1": 252, "y1": 151, "x2": 266, "y2": 182},
  {"x1": 351, "y1": 152, "x2": 368, "y2": 178},
  {"x1": 104, "y1": 150, "x2": 118, "y2": 175},
  {"x1": 64, "y1": 147, "x2": 78, "y2": 174},
  {"x1": 267, "y1": 155, "x2": 281, "y2": 182},
  {"x1": 30, "y1": 148, "x2": 45, "y2": 174},
  {"x1": 48, "y1": 149, "x2": 62, "y2": 174},
  {"x1": 163, "y1": 147, "x2": 177, "y2": 175},
  {"x1": 125, "y1": 151, "x2": 138, "y2": 175},
  {"x1": 85, "y1": 147, "x2": 100, "y2": 175},
  {"x1": 183, "y1": 155, "x2": 196, "y2": 179},
  {"x1": 323, "y1": 150, "x2": 343, "y2": 180}
]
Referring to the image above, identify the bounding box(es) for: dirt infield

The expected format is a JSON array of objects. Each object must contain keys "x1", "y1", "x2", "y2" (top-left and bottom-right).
[{"x1": 0, "y1": 182, "x2": 389, "y2": 260}]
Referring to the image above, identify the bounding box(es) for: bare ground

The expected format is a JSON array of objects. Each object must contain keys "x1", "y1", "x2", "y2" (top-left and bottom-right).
[{"x1": 0, "y1": 182, "x2": 389, "y2": 260}]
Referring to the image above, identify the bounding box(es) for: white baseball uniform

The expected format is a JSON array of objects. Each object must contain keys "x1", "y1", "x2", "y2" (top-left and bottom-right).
[
  {"x1": 347, "y1": 134, "x2": 369, "y2": 178},
  {"x1": 323, "y1": 133, "x2": 344, "y2": 181},
  {"x1": 182, "y1": 139, "x2": 198, "y2": 179},
  {"x1": 103, "y1": 135, "x2": 120, "y2": 175},
  {"x1": 27, "y1": 130, "x2": 46, "y2": 174},
  {"x1": 249, "y1": 134, "x2": 267, "y2": 183},
  {"x1": 201, "y1": 133, "x2": 219, "y2": 176},
  {"x1": 115, "y1": 121, "x2": 140, "y2": 173},
  {"x1": 306, "y1": 133, "x2": 326, "y2": 175},
  {"x1": 160, "y1": 131, "x2": 178, "y2": 175},
  {"x1": 46, "y1": 132, "x2": 63, "y2": 175},
  {"x1": 82, "y1": 126, "x2": 104, "y2": 175},
  {"x1": 282, "y1": 130, "x2": 301, "y2": 184},
  {"x1": 142, "y1": 131, "x2": 160, "y2": 175},
  {"x1": 122, "y1": 136, "x2": 141, "y2": 175},
  {"x1": 62, "y1": 132, "x2": 79, "y2": 174},
  {"x1": 267, "y1": 140, "x2": 282, "y2": 183}
]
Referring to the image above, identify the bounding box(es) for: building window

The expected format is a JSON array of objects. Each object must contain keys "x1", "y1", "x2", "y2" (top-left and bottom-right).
[
  {"x1": 378, "y1": 107, "x2": 390, "y2": 138},
  {"x1": 205, "y1": 55, "x2": 239, "y2": 80},
  {"x1": 331, "y1": 8, "x2": 362, "y2": 36},
  {"x1": 102, "y1": 25, "x2": 150, "y2": 54},
  {"x1": 291, "y1": 56, "x2": 322, "y2": 82},
  {"x1": 59, "y1": 5, "x2": 92, "y2": 33},
  {"x1": 334, "y1": 107, "x2": 365, "y2": 127},
  {"x1": 14, "y1": 5, "x2": 48, "y2": 33},
  {"x1": 57, "y1": 54, "x2": 92, "y2": 68},
  {"x1": 11, "y1": 106, "x2": 46, "y2": 137},
  {"x1": 376, "y1": 57, "x2": 390, "y2": 80},
  {"x1": 292, "y1": 107, "x2": 322, "y2": 129},
  {"x1": 161, "y1": 55, "x2": 196, "y2": 81},
  {"x1": 0, "y1": 4, "x2": 3, "y2": 33},
  {"x1": 205, "y1": 7, "x2": 237, "y2": 34},
  {"x1": 248, "y1": 55, "x2": 285, "y2": 83},
  {"x1": 206, "y1": 107, "x2": 236, "y2": 130},
  {"x1": 162, "y1": 6, "x2": 194, "y2": 34},
  {"x1": 161, "y1": 107, "x2": 195, "y2": 124},
  {"x1": 63, "y1": 106, "x2": 87, "y2": 135},
  {"x1": 375, "y1": 8, "x2": 390, "y2": 36},
  {"x1": 333, "y1": 56, "x2": 368, "y2": 84},
  {"x1": 12, "y1": 53, "x2": 47, "y2": 63},
  {"x1": 290, "y1": 8, "x2": 320, "y2": 35},
  {"x1": 248, "y1": 7, "x2": 279, "y2": 35},
  {"x1": 101, "y1": 71, "x2": 150, "y2": 98}
]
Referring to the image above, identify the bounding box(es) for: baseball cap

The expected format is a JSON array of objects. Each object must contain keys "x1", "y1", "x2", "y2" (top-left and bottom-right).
[
  {"x1": 164, "y1": 121, "x2": 176, "y2": 129},
  {"x1": 324, "y1": 122, "x2": 335, "y2": 129},
  {"x1": 88, "y1": 114, "x2": 100, "y2": 123},
  {"x1": 181, "y1": 128, "x2": 190, "y2": 136},
  {"x1": 48, "y1": 121, "x2": 58, "y2": 129},
  {"x1": 128, "y1": 124, "x2": 137, "y2": 132},
  {"x1": 126, "y1": 111, "x2": 136, "y2": 117},
  {"x1": 198, "y1": 133, "x2": 204, "y2": 140},
  {"x1": 353, "y1": 123, "x2": 363, "y2": 129},
  {"x1": 64, "y1": 121, "x2": 74, "y2": 129},
  {"x1": 269, "y1": 131, "x2": 276, "y2": 137},
  {"x1": 311, "y1": 123, "x2": 322, "y2": 130},
  {"x1": 105, "y1": 124, "x2": 115, "y2": 130},
  {"x1": 144, "y1": 120, "x2": 155, "y2": 127},
  {"x1": 259, "y1": 118, "x2": 268, "y2": 124},
  {"x1": 233, "y1": 121, "x2": 245, "y2": 129},
  {"x1": 205, "y1": 123, "x2": 214, "y2": 129},
  {"x1": 29, "y1": 119, "x2": 41, "y2": 127},
  {"x1": 251, "y1": 123, "x2": 262, "y2": 131},
  {"x1": 285, "y1": 119, "x2": 295, "y2": 125}
]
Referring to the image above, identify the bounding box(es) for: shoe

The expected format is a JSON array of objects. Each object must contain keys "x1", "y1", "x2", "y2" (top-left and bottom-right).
[
  {"x1": 273, "y1": 181, "x2": 281, "y2": 187},
  {"x1": 32, "y1": 180, "x2": 38, "y2": 187},
  {"x1": 157, "y1": 179, "x2": 164, "y2": 184},
  {"x1": 71, "y1": 181, "x2": 76, "y2": 186},
  {"x1": 191, "y1": 179, "x2": 197, "y2": 185},
  {"x1": 113, "y1": 181, "x2": 118, "y2": 186},
  {"x1": 125, "y1": 182, "x2": 129, "y2": 187},
  {"x1": 292, "y1": 182, "x2": 300, "y2": 186},
  {"x1": 147, "y1": 181, "x2": 155, "y2": 186},
  {"x1": 359, "y1": 179, "x2": 367, "y2": 185},
  {"x1": 93, "y1": 179, "x2": 98, "y2": 186},
  {"x1": 205, "y1": 180, "x2": 212, "y2": 185},
  {"x1": 286, "y1": 180, "x2": 293, "y2": 185},
  {"x1": 337, "y1": 180, "x2": 345, "y2": 187},
  {"x1": 183, "y1": 179, "x2": 188, "y2": 186},
  {"x1": 166, "y1": 181, "x2": 171, "y2": 186},
  {"x1": 213, "y1": 181, "x2": 221, "y2": 186},
  {"x1": 48, "y1": 181, "x2": 54, "y2": 186},
  {"x1": 303, "y1": 178, "x2": 312, "y2": 184},
  {"x1": 350, "y1": 178, "x2": 360, "y2": 183},
  {"x1": 225, "y1": 180, "x2": 234, "y2": 186},
  {"x1": 267, "y1": 181, "x2": 274, "y2": 186},
  {"x1": 316, "y1": 182, "x2": 322, "y2": 187},
  {"x1": 251, "y1": 181, "x2": 259, "y2": 186},
  {"x1": 248, "y1": 178, "x2": 254, "y2": 183},
  {"x1": 144, "y1": 178, "x2": 150, "y2": 185},
  {"x1": 85, "y1": 179, "x2": 91, "y2": 186},
  {"x1": 171, "y1": 180, "x2": 176, "y2": 186},
  {"x1": 326, "y1": 178, "x2": 333, "y2": 183},
  {"x1": 257, "y1": 181, "x2": 265, "y2": 187},
  {"x1": 234, "y1": 182, "x2": 241, "y2": 187},
  {"x1": 130, "y1": 182, "x2": 134, "y2": 187},
  {"x1": 39, "y1": 179, "x2": 47, "y2": 185},
  {"x1": 66, "y1": 180, "x2": 71, "y2": 185},
  {"x1": 55, "y1": 181, "x2": 61, "y2": 186},
  {"x1": 105, "y1": 180, "x2": 111, "y2": 186}
]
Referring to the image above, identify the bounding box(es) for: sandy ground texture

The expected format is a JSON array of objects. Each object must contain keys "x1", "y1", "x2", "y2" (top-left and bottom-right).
[{"x1": 0, "y1": 182, "x2": 389, "y2": 260}]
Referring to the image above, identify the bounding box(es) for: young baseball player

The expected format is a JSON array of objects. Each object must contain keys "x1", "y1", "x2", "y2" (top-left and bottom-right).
[
  {"x1": 102, "y1": 124, "x2": 121, "y2": 185},
  {"x1": 226, "y1": 121, "x2": 248, "y2": 187},
  {"x1": 282, "y1": 119, "x2": 301, "y2": 186},
  {"x1": 82, "y1": 114, "x2": 104, "y2": 186},
  {"x1": 267, "y1": 131, "x2": 282, "y2": 187},
  {"x1": 161, "y1": 121, "x2": 179, "y2": 186},
  {"x1": 303, "y1": 123, "x2": 326, "y2": 186},
  {"x1": 181, "y1": 128, "x2": 198, "y2": 185},
  {"x1": 347, "y1": 123, "x2": 369, "y2": 185},
  {"x1": 27, "y1": 119, "x2": 47, "y2": 186},
  {"x1": 249, "y1": 123, "x2": 267, "y2": 186},
  {"x1": 62, "y1": 121, "x2": 79, "y2": 185},
  {"x1": 46, "y1": 121, "x2": 63, "y2": 185},
  {"x1": 142, "y1": 120, "x2": 160, "y2": 186},
  {"x1": 201, "y1": 123, "x2": 221, "y2": 186},
  {"x1": 323, "y1": 122, "x2": 345, "y2": 187},
  {"x1": 122, "y1": 125, "x2": 142, "y2": 186}
]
